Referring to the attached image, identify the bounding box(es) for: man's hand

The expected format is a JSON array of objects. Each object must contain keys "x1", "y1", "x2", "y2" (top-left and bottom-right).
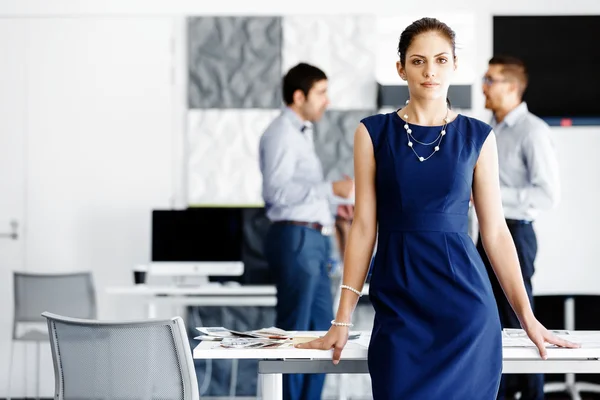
[{"x1": 337, "y1": 205, "x2": 354, "y2": 220}]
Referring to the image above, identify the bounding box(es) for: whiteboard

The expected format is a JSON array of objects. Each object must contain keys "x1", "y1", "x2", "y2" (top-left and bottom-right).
[{"x1": 531, "y1": 126, "x2": 600, "y2": 296}]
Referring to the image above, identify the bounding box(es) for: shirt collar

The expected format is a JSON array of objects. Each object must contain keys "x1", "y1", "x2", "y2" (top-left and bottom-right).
[
  {"x1": 494, "y1": 101, "x2": 528, "y2": 128},
  {"x1": 283, "y1": 106, "x2": 312, "y2": 132}
]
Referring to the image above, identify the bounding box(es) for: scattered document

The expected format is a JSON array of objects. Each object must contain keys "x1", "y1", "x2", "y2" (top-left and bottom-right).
[
  {"x1": 195, "y1": 327, "x2": 362, "y2": 349},
  {"x1": 195, "y1": 327, "x2": 294, "y2": 349},
  {"x1": 502, "y1": 328, "x2": 600, "y2": 348},
  {"x1": 196, "y1": 326, "x2": 292, "y2": 339}
]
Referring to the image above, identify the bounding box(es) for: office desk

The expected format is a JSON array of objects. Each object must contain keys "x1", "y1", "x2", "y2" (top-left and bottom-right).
[
  {"x1": 106, "y1": 283, "x2": 371, "y2": 318},
  {"x1": 193, "y1": 330, "x2": 600, "y2": 400},
  {"x1": 106, "y1": 284, "x2": 277, "y2": 318}
]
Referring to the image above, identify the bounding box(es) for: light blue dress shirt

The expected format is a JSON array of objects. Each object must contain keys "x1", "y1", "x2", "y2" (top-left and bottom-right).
[
  {"x1": 259, "y1": 107, "x2": 335, "y2": 227},
  {"x1": 492, "y1": 102, "x2": 560, "y2": 221}
]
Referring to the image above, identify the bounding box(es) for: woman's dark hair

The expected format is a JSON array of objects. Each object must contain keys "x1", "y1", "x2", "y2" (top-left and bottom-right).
[
  {"x1": 282, "y1": 63, "x2": 327, "y2": 105},
  {"x1": 397, "y1": 17, "x2": 456, "y2": 108}
]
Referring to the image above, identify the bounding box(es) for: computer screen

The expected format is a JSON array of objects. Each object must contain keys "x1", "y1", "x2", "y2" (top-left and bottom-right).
[
  {"x1": 151, "y1": 207, "x2": 274, "y2": 283},
  {"x1": 493, "y1": 15, "x2": 600, "y2": 120},
  {"x1": 152, "y1": 208, "x2": 243, "y2": 262}
]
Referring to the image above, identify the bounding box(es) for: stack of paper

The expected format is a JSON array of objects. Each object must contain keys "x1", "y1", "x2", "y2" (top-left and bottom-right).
[
  {"x1": 194, "y1": 327, "x2": 363, "y2": 349},
  {"x1": 194, "y1": 327, "x2": 293, "y2": 349}
]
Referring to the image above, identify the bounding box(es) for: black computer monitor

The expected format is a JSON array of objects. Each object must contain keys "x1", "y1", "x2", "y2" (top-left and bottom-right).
[
  {"x1": 152, "y1": 208, "x2": 243, "y2": 262},
  {"x1": 151, "y1": 207, "x2": 273, "y2": 283},
  {"x1": 493, "y1": 15, "x2": 600, "y2": 123}
]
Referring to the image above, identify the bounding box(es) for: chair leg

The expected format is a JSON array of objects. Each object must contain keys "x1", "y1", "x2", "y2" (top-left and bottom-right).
[
  {"x1": 36, "y1": 341, "x2": 40, "y2": 400},
  {"x1": 544, "y1": 382, "x2": 567, "y2": 393},
  {"x1": 567, "y1": 383, "x2": 583, "y2": 400},
  {"x1": 575, "y1": 381, "x2": 600, "y2": 393},
  {"x1": 544, "y1": 379, "x2": 600, "y2": 400},
  {"x1": 566, "y1": 372, "x2": 576, "y2": 387},
  {"x1": 6, "y1": 341, "x2": 15, "y2": 400}
]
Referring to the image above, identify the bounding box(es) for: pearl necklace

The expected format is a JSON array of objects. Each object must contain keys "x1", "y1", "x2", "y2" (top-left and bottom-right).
[{"x1": 401, "y1": 107, "x2": 449, "y2": 162}]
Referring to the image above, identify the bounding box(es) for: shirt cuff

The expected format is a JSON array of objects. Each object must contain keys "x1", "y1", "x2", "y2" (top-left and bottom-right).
[{"x1": 317, "y1": 181, "x2": 334, "y2": 200}]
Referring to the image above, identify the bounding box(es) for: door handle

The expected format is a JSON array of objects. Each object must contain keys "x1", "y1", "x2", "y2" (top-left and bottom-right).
[{"x1": 0, "y1": 219, "x2": 18, "y2": 240}]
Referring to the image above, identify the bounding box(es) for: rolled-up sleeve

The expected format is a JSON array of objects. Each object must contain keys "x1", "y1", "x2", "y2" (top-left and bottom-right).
[{"x1": 260, "y1": 133, "x2": 332, "y2": 207}]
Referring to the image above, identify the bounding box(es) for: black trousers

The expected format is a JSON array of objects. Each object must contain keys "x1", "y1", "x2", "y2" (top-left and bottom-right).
[{"x1": 477, "y1": 221, "x2": 544, "y2": 400}]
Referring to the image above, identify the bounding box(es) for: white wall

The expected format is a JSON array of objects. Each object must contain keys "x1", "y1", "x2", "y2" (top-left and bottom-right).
[
  {"x1": 0, "y1": 1, "x2": 599, "y2": 397},
  {"x1": 0, "y1": 18, "x2": 28, "y2": 399},
  {"x1": 0, "y1": 0, "x2": 599, "y2": 15},
  {"x1": 0, "y1": 16, "x2": 184, "y2": 397}
]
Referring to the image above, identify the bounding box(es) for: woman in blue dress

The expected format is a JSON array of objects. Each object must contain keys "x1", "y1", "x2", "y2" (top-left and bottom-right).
[{"x1": 296, "y1": 17, "x2": 577, "y2": 399}]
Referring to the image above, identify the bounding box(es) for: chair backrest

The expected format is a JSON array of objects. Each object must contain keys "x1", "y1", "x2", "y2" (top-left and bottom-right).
[
  {"x1": 13, "y1": 271, "x2": 97, "y2": 339},
  {"x1": 42, "y1": 312, "x2": 200, "y2": 400}
]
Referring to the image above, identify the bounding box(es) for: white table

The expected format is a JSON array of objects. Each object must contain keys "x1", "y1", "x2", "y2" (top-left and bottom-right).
[
  {"x1": 193, "y1": 330, "x2": 600, "y2": 400},
  {"x1": 106, "y1": 283, "x2": 371, "y2": 318},
  {"x1": 106, "y1": 284, "x2": 278, "y2": 318}
]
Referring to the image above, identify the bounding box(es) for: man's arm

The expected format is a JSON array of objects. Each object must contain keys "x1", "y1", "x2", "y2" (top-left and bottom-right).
[
  {"x1": 501, "y1": 126, "x2": 560, "y2": 211},
  {"x1": 260, "y1": 133, "x2": 332, "y2": 207}
]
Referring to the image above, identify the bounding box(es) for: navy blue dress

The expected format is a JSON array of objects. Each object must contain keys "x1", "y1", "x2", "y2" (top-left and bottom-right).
[{"x1": 361, "y1": 112, "x2": 502, "y2": 399}]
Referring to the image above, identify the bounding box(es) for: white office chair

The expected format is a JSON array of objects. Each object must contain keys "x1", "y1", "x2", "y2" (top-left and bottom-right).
[
  {"x1": 42, "y1": 312, "x2": 199, "y2": 400},
  {"x1": 7, "y1": 271, "x2": 96, "y2": 400},
  {"x1": 544, "y1": 379, "x2": 600, "y2": 400}
]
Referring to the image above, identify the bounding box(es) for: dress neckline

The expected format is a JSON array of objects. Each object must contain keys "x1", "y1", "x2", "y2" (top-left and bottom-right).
[{"x1": 393, "y1": 110, "x2": 462, "y2": 128}]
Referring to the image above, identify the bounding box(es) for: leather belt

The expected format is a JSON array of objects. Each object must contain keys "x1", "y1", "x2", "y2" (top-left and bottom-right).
[
  {"x1": 505, "y1": 219, "x2": 532, "y2": 226},
  {"x1": 274, "y1": 220, "x2": 333, "y2": 236}
]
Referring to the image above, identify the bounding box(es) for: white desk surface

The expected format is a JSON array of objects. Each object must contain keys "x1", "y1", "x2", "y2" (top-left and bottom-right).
[
  {"x1": 106, "y1": 284, "x2": 277, "y2": 296},
  {"x1": 195, "y1": 330, "x2": 600, "y2": 400},
  {"x1": 106, "y1": 283, "x2": 370, "y2": 297},
  {"x1": 193, "y1": 330, "x2": 600, "y2": 361},
  {"x1": 105, "y1": 284, "x2": 280, "y2": 310}
]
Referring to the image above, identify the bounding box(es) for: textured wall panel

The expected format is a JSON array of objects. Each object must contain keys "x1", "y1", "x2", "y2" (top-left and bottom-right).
[
  {"x1": 282, "y1": 16, "x2": 377, "y2": 110},
  {"x1": 188, "y1": 17, "x2": 282, "y2": 109},
  {"x1": 314, "y1": 110, "x2": 375, "y2": 180},
  {"x1": 187, "y1": 110, "x2": 279, "y2": 205}
]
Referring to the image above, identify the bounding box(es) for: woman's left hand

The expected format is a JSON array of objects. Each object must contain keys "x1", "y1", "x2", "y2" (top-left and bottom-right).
[{"x1": 523, "y1": 318, "x2": 581, "y2": 359}]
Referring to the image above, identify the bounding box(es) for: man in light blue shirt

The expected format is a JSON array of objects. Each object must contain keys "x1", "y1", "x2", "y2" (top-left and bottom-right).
[
  {"x1": 478, "y1": 55, "x2": 560, "y2": 400},
  {"x1": 259, "y1": 63, "x2": 354, "y2": 400}
]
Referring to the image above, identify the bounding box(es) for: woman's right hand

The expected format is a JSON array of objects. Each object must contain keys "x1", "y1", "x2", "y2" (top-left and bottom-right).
[{"x1": 294, "y1": 325, "x2": 350, "y2": 364}]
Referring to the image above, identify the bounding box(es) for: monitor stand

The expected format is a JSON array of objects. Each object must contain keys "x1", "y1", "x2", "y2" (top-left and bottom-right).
[{"x1": 146, "y1": 261, "x2": 244, "y2": 287}]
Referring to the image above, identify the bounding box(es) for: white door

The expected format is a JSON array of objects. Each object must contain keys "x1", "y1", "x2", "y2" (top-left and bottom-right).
[
  {"x1": 0, "y1": 16, "x2": 180, "y2": 397},
  {"x1": 0, "y1": 19, "x2": 27, "y2": 398}
]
